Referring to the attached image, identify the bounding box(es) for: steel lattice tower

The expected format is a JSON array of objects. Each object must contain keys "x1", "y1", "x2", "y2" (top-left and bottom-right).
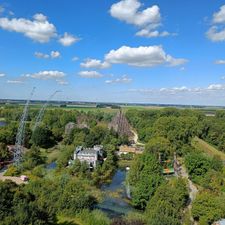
[
  {"x1": 14, "y1": 87, "x2": 36, "y2": 167},
  {"x1": 32, "y1": 90, "x2": 60, "y2": 132}
]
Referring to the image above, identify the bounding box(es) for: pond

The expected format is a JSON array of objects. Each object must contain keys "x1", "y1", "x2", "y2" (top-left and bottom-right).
[
  {"x1": 46, "y1": 161, "x2": 57, "y2": 170},
  {"x1": 96, "y1": 169, "x2": 134, "y2": 218},
  {"x1": 0, "y1": 121, "x2": 7, "y2": 127}
]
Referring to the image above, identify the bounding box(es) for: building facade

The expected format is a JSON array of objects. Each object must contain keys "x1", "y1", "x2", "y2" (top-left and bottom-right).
[{"x1": 73, "y1": 145, "x2": 103, "y2": 168}]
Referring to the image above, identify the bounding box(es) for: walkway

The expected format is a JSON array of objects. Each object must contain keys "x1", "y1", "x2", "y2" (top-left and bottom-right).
[
  {"x1": 0, "y1": 168, "x2": 26, "y2": 185},
  {"x1": 131, "y1": 129, "x2": 145, "y2": 146},
  {"x1": 179, "y1": 163, "x2": 198, "y2": 224}
]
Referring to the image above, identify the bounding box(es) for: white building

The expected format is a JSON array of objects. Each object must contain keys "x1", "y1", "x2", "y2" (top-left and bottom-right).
[{"x1": 73, "y1": 145, "x2": 103, "y2": 168}]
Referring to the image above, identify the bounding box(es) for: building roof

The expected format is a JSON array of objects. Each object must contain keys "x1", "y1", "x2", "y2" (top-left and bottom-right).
[
  {"x1": 77, "y1": 149, "x2": 97, "y2": 156},
  {"x1": 75, "y1": 145, "x2": 103, "y2": 158}
]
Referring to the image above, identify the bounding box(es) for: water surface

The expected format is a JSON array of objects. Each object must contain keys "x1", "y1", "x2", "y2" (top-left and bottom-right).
[
  {"x1": 0, "y1": 121, "x2": 7, "y2": 127},
  {"x1": 46, "y1": 161, "x2": 57, "y2": 170},
  {"x1": 97, "y1": 169, "x2": 134, "y2": 218}
]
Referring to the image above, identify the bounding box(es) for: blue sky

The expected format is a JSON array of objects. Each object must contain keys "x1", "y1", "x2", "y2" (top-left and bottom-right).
[{"x1": 1, "y1": 0, "x2": 225, "y2": 105}]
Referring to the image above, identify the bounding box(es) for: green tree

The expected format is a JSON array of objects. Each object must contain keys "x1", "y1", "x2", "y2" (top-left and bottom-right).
[
  {"x1": 145, "y1": 136, "x2": 173, "y2": 159},
  {"x1": 57, "y1": 145, "x2": 74, "y2": 169},
  {"x1": 59, "y1": 180, "x2": 95, "y2": 215},
  {"x1": 192, "y1": 191, "x2": 225, "y2": 225},
  {"x1": 185, "y1": 152, "x2": 211, "y2": 183},
  {"x1": 0, "y1": 180, "x2": 57, "y2": 225},
  {"x1": 31, "y1": 126, "x2": 55, "y2": 148},
  {"x1": 145, "y1": 178, "x2": 189, "y2": 225},
  {"x1": 0, "y1": 180, "x2": 17, "y2": 220},
  {"x1": 0, "y1": 142, "x2": 11, "y2": 162},
  {"x1": 22, "y1": 145, "x2": 45, "y2": 170},
  {"x1": 128, "y1": 152, "x2": 163, "y2": 209}
]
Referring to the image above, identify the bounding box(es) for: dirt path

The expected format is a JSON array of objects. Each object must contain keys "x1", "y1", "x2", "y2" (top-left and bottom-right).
[
  {"x1": 0, "y1": 168, "x2": 25, "y2": 185},
  {"x1": 131, "y1": 129, "x2": 145, "y2": 146},
  {"x1": 180, "y1": 165, "x2": 198, "y2": 203},
  {"x1": 179, "y1": 163, "x2": 198, "y2": 224}
]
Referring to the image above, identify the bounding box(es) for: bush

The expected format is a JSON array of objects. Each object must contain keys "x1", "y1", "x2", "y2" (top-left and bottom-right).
[
  {"x1": 192, "y1": 191, "x2": 225, "y2": 225},
  {"x1": 128, "y1": 152, "x2": 164, "y2": 209},
  {"x1": 145, "y1": 178, "x2": 189, "y2": 225},
  {"x1": 22, "y1": 145, "x2": 45, "y2": 170},
  {"x1": 32, "y1": 165, "x2": 46, "y2": 178},
  {"x1": 185, "y1": 152, "x2": 224, "y2": 187},
  {"x1": 4, "y1": 165, "x2": 21, "y2": 176},
  {"x1": 0, "y1": 180, "x2": 57, "y2": 224},
  {"x1": 78, "y1": 209, "x2": 110, "y2": 225},
  {"x1": 58, "y1": 180, "x2": 96, "y2": 215},
  {"x1": 185, "y1": 153, "x2": 211, "y2": 183},
  {"x1": 31, "y1": 126, "x2": 55, "y2": 148},
  {"x1": 120, "y1": 153, "x2": 134, "y2": 160},
  {"x1": 145, "y1": 136, "x2": 174, "y2": 159},
  {"x1": 111, "y1": 218, "x2": 145, "y2": 225}
]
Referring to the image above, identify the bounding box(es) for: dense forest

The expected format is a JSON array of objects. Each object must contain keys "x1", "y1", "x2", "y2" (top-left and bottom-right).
[
  {"x1": 126, "y1": 108, "x2": 225, "y2": 153},
  {"x1": 0, "y1": 106, "x2": 225, "y2": 225}
]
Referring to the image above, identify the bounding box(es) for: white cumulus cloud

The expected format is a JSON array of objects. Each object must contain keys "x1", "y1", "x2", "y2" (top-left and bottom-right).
[
  {"x1": 25, "y1": 70, "x2": 65, "y2": 80},
  {"x1": 110, "y1": 0, "x2": 174, "y2": 38},
  {"x1": 0, "y1": 13, "x2": 57, "y2": 43},
  {"x1": 78, "y1": 71, "x2": 103, "y2": 78},
  {"x1": 56, "y1": 80, "x2": 68, "y2": 85},
  {"x1": 104, "y1": 45, "x2": 187, "y2": 67},
  {"x1": 207, "y1": 5, "x2": 225, "y2": 42},
  {"x1": 34, "y1": 52, "x2": 49, "y2": 59},
  {"x1": 50, "y1": 51, "x2": 60, "y2": 58},
  {"x1": 207, "y1": 83, "x2": 225, "y2": 90},
  {"x1": 212, "y1": 5, "x2": 225, "y2": 24},
  {"x1": 130, "y1": 83, "x2": 225, "y2": 96},
  {"x1": 7, "y1": 79, "x2": 24, "y2": 84},
  {"x1": 215, "y1": 59, "x2": 225, "y2": 64},
  {"x1": 59, "y1": 32, "x2": 80, "y2": 46},
  {"x1": 207, "y1": 26, "x2": 225, "y2": 42},
  {"x1": 110, "y1": 0, "x2": 160, "y2": 27},
  {"x1": 80, "y1": 58, "x2": 110, "y2": 69},
  {"x1": 34, "y1": 51, "x2": 60, "y2": 59},
  {"x1": 72, "y1": 56, "x2": 79, "y2": 61},
  {"x1": 105, "y1": 75, "x2": 132, "y2": 84},
  {"x1": 136, "y1": 29, "x2": 173, "y2": 38},
  {"x1": 0, "y1": 73, "x2": 6, "y2": 77}
]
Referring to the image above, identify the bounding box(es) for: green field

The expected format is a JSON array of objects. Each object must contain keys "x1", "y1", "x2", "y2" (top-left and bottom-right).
[
  {"x1": 192, "y1": 136, "x2": 225, "y2": 161},
  {"x1": 3, "y1": 102, "x2": 223, "y2": 114}
]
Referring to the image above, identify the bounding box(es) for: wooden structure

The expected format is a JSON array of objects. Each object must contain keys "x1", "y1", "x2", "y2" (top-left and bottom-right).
[
  {"x1": 118, "y1": 145, "x2": 143, "y2": 155},
  {"x1": 109, "y1": 110, "x2": 133, "y2": 138}
]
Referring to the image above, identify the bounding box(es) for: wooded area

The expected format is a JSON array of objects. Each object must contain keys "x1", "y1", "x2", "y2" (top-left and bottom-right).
[{"x1": 0, "y1": 106, "x2": 225, "y2": 225}]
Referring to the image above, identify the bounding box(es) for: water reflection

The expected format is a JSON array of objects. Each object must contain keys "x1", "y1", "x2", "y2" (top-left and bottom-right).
[{"x1": 97, "y1": 169, "x2": 134, "y2": 218}]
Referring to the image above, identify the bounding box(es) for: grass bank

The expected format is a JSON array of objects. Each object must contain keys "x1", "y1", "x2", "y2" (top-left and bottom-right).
[
  {"x1": 118, "y1": 159, "x2": 133, "y2": 169},
  {"x1": 57, "y1": 209, "x2": 110, "y2": 225},
  {"x1": 192, "y1": 136, "x2": 225, "y2": 161}
]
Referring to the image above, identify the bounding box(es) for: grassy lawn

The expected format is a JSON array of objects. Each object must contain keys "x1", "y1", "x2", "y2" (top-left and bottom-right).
[
  {"x1": 192, "y1": 136, "x2": 225, "y2": 161},
  {"x1": 39, "y1": 146, "x2": 61, "y2": 164},
  {"x1": 46, "y1": 148, "x2": 61, "y2": 164}
]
